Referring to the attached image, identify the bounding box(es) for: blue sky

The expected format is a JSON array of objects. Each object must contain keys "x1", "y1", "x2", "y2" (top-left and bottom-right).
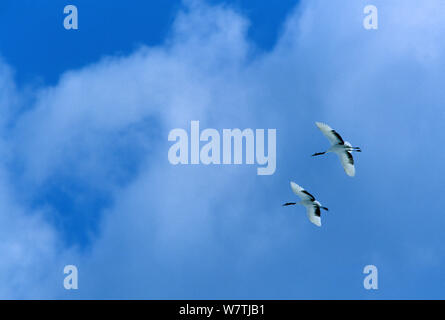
[
  {"x1": 0, "y1": 0, "x2": 444, "y2": 299},
  {"x1": 0, "y1": 0, "x2": 295, "y2": 86}
]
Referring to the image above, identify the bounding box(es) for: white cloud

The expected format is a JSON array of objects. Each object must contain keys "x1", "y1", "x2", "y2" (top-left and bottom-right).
[{"x1": 1, "y1": 0, "x2": 445, "y2": 298}]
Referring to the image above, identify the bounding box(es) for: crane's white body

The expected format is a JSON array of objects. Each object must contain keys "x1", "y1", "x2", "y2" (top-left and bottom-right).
[
  {"x1": 314, "y1": 122, "x2": 357, "y2": 177},
  {"x1": 290, "y1": 182, "x2": 325, "y2": 227}
]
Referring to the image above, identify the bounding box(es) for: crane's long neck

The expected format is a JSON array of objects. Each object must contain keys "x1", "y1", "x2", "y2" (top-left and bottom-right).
[{"x1": 312, "y1": 152, "x2": 326, "y2": 156}]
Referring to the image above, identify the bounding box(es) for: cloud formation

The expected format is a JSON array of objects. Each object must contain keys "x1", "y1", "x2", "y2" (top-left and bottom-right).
[{"x1": 1, "y1": 0, "x2": 445, "y2": 298}]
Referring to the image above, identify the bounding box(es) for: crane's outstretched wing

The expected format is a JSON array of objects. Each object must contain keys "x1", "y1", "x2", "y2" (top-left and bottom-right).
[
  {"x1": 315, "y1": 122, "x2": 344, "y2": 145},
  {"x1": 338, "y1": 150, "x2": 355, "y2": 177},
  {"x1": 290, "y1": 182, "x2": 315, "y2": 201},
  {"x1": 306, "y1": 205, "x2": 321, "y2": 227}
]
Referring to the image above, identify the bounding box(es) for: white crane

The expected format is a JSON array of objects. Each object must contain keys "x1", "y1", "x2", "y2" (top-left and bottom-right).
[
  {"x1": 283, "y1": 182, "x2": 328, "y2": 227},
  {"x1": 312, "y1": 122, "x2": 361, "y2": 177}
]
